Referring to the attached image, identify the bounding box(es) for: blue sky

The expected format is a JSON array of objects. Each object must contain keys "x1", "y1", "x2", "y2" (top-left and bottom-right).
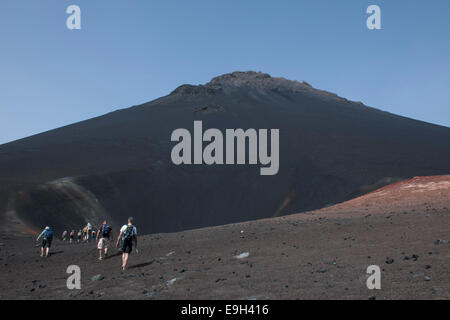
[{"x1": 0, "y1": 0, "x2": 449, "y2": 144}]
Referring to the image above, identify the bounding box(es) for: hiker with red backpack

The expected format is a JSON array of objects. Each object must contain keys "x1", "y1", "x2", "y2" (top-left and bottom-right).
[
  {"x1": 36, "y1": 226, "x2": 54, "y2": 257},
  {"x1": 96, "y1": 220, "x2": 113, "y2": 261},
  {"x1": 116, "y1": 217, "x2": 138, "y2": 271}
]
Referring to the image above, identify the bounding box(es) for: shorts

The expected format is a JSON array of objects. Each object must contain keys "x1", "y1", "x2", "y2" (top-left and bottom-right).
[
  {"x1": 122, "y1": 238, "x2": 133, "y2": 254},
  {"x1": 42, "y1": 239, "x2": 52, "y2": 248},
  {"x1": 97, "y1": 237, "x2": 109, "y2": 250}
]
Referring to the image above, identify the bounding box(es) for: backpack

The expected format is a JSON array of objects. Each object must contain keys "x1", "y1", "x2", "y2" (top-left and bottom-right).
[
  {"x1": 44, "y1": 230, "x2": 53, "y2": 240},
  {"x1": 122, "y1": 225, "x2": 134, "y2": 241},
  {"x1": 102, "y1": 224, "x2": 111, "y2": 237}
]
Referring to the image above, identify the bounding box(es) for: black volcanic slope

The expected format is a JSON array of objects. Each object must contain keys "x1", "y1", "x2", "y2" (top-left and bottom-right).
[{"x1": 1, "y1": 71, "x2": 450, "y2": 235}]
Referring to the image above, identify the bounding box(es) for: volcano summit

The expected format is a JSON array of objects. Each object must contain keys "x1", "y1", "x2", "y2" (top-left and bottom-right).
[{"x1": 1, "y1": 71, "x2": 450, "y2": 235}]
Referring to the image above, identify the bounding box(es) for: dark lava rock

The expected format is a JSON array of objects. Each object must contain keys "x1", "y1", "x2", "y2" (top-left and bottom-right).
[
  {"x1": 91, "y1": 274, "x2": 105, "y2": 281},
  {"x1": 69, "y1": 291, "x2": 82, "y2": 297},
  {"x1": 145, "y1": 291, "x2": 156, "y2": 299}
]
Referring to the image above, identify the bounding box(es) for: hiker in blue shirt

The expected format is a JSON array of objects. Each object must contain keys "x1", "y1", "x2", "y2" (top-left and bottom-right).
[{"x1": 36, "y1": 226, "x2": 54, "y2": 257}]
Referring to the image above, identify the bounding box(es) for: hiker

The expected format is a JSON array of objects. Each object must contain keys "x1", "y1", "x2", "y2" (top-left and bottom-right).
[
  {"x1": 96, "y1": 221, "x2": 113, "y2": 261},
  {"x1": 82, "y1": 226, "x2": 87, "y2": 241},
  {"x1": 77, "y1": 230, "x2": 82, "y2": 243},
  {"x1": 116, "y1": 217, "x2": 138, "y2": 271},
  {"x1": 86, "y1": 223, "x2": 93, "y2": 242},
  {"x1": 91, "y1": 230, "x2": 96, "y2": 241},
  {"x1": 62, "y1": 230, "x2": 68, "y2": 241},
  {"x1": 69, "y1": 230, "x2": 75, "y2": 243},
  {"x1": 36, "y1": 226, "x2": 54, "y2": 257}
]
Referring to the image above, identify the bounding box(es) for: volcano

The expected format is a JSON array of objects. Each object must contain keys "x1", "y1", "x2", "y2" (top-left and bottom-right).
[{"x1": 1, "y1": 71, "x2": 450, "y2": 235}]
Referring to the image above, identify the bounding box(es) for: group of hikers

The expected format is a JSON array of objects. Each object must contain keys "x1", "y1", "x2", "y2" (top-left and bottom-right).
[
  {"x1": 61, "y1": 223, "x2": 95, "y2": 244},
  {"x1": 36, "y1": 217, "x2": 138, "y2": 271}
]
